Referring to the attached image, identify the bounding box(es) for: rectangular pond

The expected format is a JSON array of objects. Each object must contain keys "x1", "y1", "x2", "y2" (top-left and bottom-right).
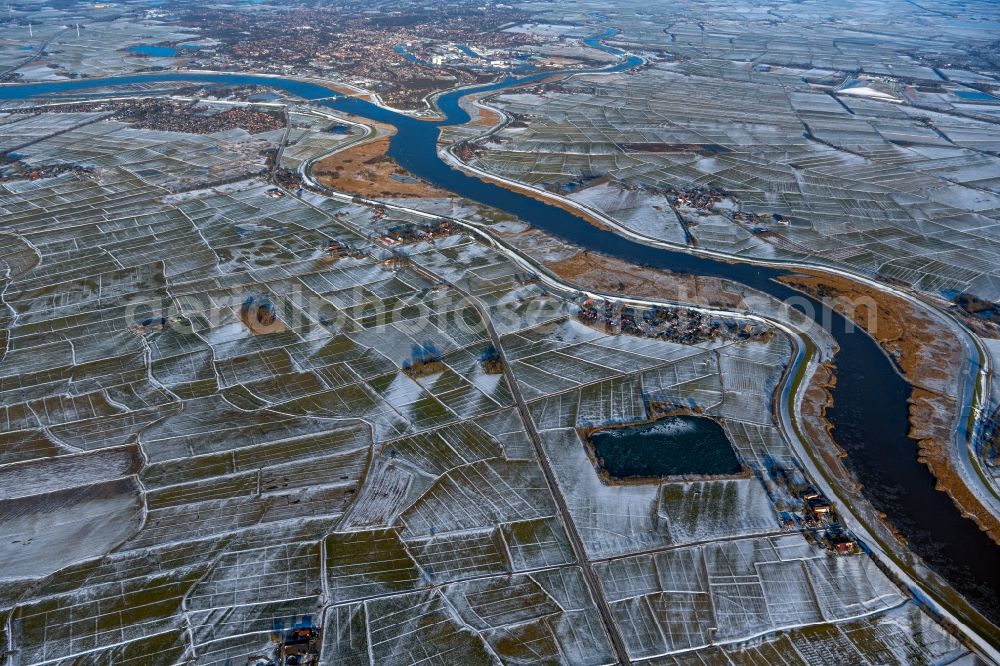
[{"x1": 588, "y1": 415, "x2": 742, "y2": 480}]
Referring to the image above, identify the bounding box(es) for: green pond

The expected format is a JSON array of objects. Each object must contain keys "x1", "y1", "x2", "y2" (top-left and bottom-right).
[{"x1": 589, "y1": 416, "x2": 741, "y2": 479}]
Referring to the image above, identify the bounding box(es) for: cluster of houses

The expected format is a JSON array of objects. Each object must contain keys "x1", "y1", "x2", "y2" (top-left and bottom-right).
[
  {"x1": 378, "y1": 220, "x2": 454, "y2": 246},
  {"x1": 734, "y1": 210, "x2": 790, "y2": 231},
  {"x1": 779, "y1": 483, "x2": 858, "y2": 554},
  {"x1": 323, "y1": 239, "x2": 366, "y2": 259},
  {"x1": 272, "y1": 168, "x2": 304, "y2": 193},
  {"x1": 576, "y1": 298, "x2": 770, "y2": 345},
  {"x1": 0, "y1": 160, "x2": 92, "y2": 183},
  {"x1": 247, "y1": 621, "x2": 320, "y2": 665},
  {"x1": 665, "y1": 185, "x2": 728, "y2": 212}
]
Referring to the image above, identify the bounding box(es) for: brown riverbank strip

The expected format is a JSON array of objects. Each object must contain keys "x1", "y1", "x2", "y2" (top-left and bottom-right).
[
  {"x1": 314, "y1": 133, "x2": 454, "y2": 199},
  {"x1": 779, "y1": 271, "x2": 1000, "y2": 546}
]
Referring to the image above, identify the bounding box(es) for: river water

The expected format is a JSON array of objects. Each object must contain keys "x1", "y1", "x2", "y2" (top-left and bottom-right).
[{"x1": 1, "y1": 40, "x2": 997, "y2": 625}]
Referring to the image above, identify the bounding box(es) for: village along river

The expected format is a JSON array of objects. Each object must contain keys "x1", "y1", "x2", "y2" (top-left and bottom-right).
[{"x1": 2, "y1": 39, "x2": 998, "y2": 626}]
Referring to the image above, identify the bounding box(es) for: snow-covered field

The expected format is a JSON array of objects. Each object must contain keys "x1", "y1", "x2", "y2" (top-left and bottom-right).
[{"x1": 0, "y1": 6, "x2": 984, "y2": 660}]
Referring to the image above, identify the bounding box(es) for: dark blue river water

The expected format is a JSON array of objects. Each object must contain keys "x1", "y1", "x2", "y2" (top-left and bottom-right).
[{"x1": 1, "y1": 36, "x2": 997, "y2": 626}]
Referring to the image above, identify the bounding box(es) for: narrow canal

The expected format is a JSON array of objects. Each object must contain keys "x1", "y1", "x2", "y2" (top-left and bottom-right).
[{"x1": 2, "y1": 40, "x2": 997, "y2": 625}]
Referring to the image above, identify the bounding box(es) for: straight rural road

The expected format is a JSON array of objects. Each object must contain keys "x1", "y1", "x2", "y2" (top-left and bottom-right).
[
  {"x1": 285, "y1": 184, "x2": 633, "y2": 665},
  {"x1": 464, "y1": 292, "x2": 634, "y2": 666}
]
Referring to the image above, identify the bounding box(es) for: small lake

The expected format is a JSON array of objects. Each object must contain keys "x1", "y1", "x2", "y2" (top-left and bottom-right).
[
  {"x1": 589, "y1": 416, "x2": 742, "y2": 479},
  {"x1": 954, "y1": 90, "x2": 996, "y2": 101},
  {"x1": 127, "y1": 45, "x2": 177, "y2": 58}
]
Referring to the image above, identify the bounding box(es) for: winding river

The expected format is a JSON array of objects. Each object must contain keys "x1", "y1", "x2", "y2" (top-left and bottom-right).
[{"x1": 1, "y1": 37, "x2": 998, "y2": 627}]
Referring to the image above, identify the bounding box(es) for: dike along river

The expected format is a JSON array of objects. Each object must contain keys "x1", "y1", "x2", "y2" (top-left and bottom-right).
[{"x1": 2, "y1": 41, "x2": 998, "y2": 626}]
